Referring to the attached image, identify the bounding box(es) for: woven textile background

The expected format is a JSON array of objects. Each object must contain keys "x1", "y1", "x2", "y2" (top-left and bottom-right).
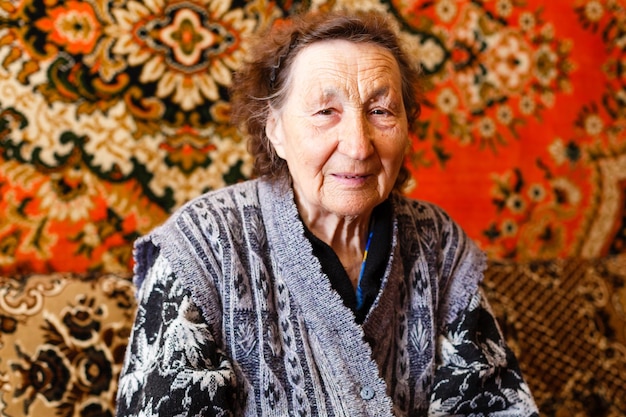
[{"x1": 0, "y1": 0, "x2": 624, "y2": 275}]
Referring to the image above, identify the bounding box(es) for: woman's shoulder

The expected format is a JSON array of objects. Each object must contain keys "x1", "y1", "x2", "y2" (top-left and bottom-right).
[
  {"x1": 137, "y1": 179, "x2": 263, "y2": 256},
  {"x1": 391, "y1": 193, "x2": 455, "y2": 226},
  {"x1": 133, "y1": 179, "x2": 266, "y2": 291},
  {"x1": 391, "y1": 193, "x2": 481, "y2": 262},
  {"x1": 182, "y1": 178, "x2": 263, "y2": 211},
  {"x1": 157, "y1": 179, "x2": 263, "y2": 228}
]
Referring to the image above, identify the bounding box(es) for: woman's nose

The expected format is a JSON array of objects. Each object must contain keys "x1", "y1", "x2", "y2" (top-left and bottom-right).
[{"x1": 337, "y1": 113, "x2": 374, "y2": 160}]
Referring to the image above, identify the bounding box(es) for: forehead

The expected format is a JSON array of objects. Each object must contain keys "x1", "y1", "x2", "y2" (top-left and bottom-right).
[{"x1": 288, "y1": 39, "x2": 402, "y2": 92}]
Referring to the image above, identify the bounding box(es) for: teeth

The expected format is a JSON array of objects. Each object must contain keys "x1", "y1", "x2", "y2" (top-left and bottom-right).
[{"x1": 336, "y1": 174, "x2": 365, "y2": 179}]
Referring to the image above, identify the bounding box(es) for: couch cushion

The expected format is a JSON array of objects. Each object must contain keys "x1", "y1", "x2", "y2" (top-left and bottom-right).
[
  {"x1": 1, "y1": 257, "x2": 625, "y2": 416},
  {"x1": 483, "y1": 255, "x2": 626, "y2": 416},
  {"x1": 0, "y1": 273, "x2": 134, "y2": 417}
]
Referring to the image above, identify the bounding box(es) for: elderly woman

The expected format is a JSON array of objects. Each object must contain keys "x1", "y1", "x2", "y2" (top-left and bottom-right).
[{"x1": 116, "y1": 10, "x2": 538, "y2": 417}]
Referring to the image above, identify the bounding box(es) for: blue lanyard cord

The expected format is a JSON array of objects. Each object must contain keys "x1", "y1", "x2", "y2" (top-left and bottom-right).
[{"x1": 355, "y1": 229, "x2": 374, "y2": 310}]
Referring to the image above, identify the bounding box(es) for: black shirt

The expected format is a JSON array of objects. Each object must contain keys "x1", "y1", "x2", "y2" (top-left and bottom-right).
[{"x1": 302, "y1": 200, "x2": 392, "y2": 324}]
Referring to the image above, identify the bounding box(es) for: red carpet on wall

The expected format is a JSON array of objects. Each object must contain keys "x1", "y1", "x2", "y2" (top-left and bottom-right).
[{"x1": 0, "y1": 0, "x2": 624, "y2": 275}]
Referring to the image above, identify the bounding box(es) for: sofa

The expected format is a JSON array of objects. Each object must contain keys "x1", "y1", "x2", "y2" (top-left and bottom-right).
[{"x1": 1, "y1": 256, "x2": 625, "y2": 417}]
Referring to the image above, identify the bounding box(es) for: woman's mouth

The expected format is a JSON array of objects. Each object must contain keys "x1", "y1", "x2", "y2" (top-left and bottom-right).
[
  {"x1": 331, "y1": 173, "x2": 371, "y2": 185},
  {"x1": 338, "y1": 174, "x2": 365, "y2": 179}
]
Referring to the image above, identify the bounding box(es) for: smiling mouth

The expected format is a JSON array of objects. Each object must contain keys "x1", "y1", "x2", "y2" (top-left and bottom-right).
[{"x1": 333, "y1": 173, "x2": 370, "y2": 180}]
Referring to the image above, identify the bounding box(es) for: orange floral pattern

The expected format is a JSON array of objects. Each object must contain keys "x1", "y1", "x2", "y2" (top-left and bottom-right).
[{"x1": 0, "y1": 0, "x2": 624, "y2": 275}]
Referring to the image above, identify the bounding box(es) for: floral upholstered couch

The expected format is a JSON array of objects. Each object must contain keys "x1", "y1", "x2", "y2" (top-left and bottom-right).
[
  {"x1": 0, "y1": 256, "x2": 625, "y2": 417},
  {"x1": 0, "y1": 273, "x2": 135, "y2": 417}
]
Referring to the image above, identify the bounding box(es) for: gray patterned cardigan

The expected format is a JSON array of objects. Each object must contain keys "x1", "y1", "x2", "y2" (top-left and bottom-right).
[{"x1": 116, "y1": 177, "x2": 538, "y2": 416}]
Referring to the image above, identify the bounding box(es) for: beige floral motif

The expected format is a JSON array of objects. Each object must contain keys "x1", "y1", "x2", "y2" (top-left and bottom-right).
[
  {"x1": 533, "y1": 44, "x2": 558, "y2": 86},
  {"x1": 506, "y1": 193, "x2": 526, "y2": 214},
  {"x1": 453, "y1": 6, "x2": 529, "y2": 110},
  {"x1": 437, "y1": 87, "x2": 460, "y2": 114},
  {"x1": 478, "y1": 116, "x2": 497, "y2": 138},
  {"x1": 584, "y1": 114, "x2": 604, "y2": 136},
  {"x1": 80, "y1": 102, "x2": 138, "y2": 176},
  {"x1": 36, "y1": 167, "x2": 103, "y2": 222},
  {"x1": 584, "y1": 0, "x2": 605, "y2": 22},
  {"x1": 0, "y1": 163, "x2": 58, "y2": 263},
  {"x1": 110, "y1": 0, "x2": 255, "y2": 110},
  {"x1": 0, "y1": 276, "x2": 66, "y2": 316},
  {"x1": 330, "y1": 0, "x2": 389, "y2": 13},
  {"x1": 519, "y1": 95, "x2": 535, "y2": 115},
  {"x1": 519, "y1": 11, "x2": 536, "y2": 32},
  {"x1": 160, "y1": 8, "x2": 220, "y2": 67},
  {"x1": 486, "y1": 31, "x2": 532, "y2": 93},
  {"x1": 137, "y1": 137, "x2": 252, "y2": 206},
  {"x1": 495, "y1": 0, "x2": 514, "y2": 18},
  {"x1": 34, "y1": 1, "x2": 102, "y2": 55},
  {"x1": 435, "y1": 0, "x2": 458, "y2": 23},
  {"x1": 418, "y1": 37, "x2": 447, "y2": 72},
  {"x1": 527, "y1": 184, "x2": 546, "y2": 202},
  {"x1": 0, "y1": 80, "x2": 76, "y2": 167},
  {"x1": 548, "y1": 138, "x2": 569, "y2": 165},
  {"x1": 500, "y1": 219, "x2": 518, "y2": 237},
  {"x1": 496, "y1": 104, "x2": 514, "y2": 125}
]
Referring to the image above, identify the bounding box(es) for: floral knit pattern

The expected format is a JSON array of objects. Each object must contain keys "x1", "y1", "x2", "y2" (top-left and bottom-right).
[{"x1": 116, "y1": 178, "x2": 538, "y2": 416}]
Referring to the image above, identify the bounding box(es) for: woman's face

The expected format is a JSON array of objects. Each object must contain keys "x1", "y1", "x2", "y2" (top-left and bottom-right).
[{"x1": 266, "y1": 39, "x2": 409, "y2": 220}]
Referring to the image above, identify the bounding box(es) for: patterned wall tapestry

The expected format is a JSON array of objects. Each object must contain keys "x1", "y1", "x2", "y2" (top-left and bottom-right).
[{"x1": 0, "y1": 0, "x2": 624, "y2": 275}]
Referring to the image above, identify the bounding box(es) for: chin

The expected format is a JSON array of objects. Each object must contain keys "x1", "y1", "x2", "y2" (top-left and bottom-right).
[{"x1": 328, "y1": 199, "x2": 380, "y2": 219}]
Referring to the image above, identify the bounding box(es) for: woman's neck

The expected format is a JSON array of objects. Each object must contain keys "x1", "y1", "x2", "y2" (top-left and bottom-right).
[{"x1": 300, "y1": 208, "x2": 373, "y2": 287}]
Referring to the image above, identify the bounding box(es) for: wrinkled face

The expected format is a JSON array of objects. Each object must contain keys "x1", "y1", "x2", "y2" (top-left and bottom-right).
[{"x1": 266, "y1": 40, "x2": 409, "y2": 220}]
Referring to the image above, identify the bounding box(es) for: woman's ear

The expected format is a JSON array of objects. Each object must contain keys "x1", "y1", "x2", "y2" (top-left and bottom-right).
[{"x1": 265, "y1": 108, "x2": 286, "y2": 159}]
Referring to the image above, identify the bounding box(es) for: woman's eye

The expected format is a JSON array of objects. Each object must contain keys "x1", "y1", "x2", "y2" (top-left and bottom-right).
[
  {"x1": 371, "y1": 108, "x2": 389, "y2": 116},
  {"x1": 317, "y1": 108, "x2": 335, "y2": 116}
]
